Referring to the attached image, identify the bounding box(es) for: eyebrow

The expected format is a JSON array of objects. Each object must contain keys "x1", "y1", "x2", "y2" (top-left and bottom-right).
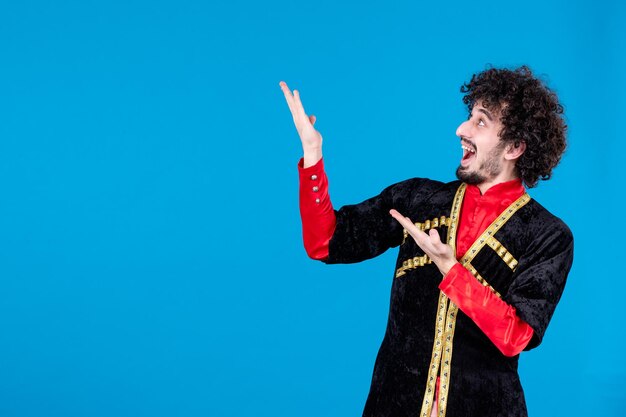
[{"x1": 477, "y1": 108, "x2": 494, "y2": 122}]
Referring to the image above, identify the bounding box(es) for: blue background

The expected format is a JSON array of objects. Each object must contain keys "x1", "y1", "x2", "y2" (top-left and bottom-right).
[{"x1": 0, "y1": 1, "x2": 624, "y2": 416}]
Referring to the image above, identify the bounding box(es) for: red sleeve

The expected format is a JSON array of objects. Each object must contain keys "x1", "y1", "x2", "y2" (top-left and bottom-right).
[
  {"x1": 439, "y1": 263, "x2": 534, "y2": 357},
  {"x1": 298, "y1": 157, "x2": 336, "y2": 260}
]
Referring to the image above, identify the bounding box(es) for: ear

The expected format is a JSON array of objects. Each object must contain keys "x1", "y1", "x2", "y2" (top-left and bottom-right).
[{"x1": 504, "y1": 141, "x2": 526, "y2": 161}]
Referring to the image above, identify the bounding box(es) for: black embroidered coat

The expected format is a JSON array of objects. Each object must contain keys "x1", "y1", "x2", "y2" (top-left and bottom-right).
[{"x1": 322, "y1": 178, "x2": 574, "y2": 417}]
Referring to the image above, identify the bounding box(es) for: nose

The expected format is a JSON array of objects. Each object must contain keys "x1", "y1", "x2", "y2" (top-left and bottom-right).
[{"x1": 456, "y1": 120, "x2": 471, "y2": 139}]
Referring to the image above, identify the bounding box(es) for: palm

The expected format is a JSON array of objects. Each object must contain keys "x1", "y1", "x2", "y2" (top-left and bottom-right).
[
  {"x1": 389, "y1": 209, "x2": 458, "y2": 276},
  {"x1": 298, "y1": 118, "x2": 322, "y2": 148},
  {"x1": 279, "y1": 81, "x2": 322, "y2": 149}
]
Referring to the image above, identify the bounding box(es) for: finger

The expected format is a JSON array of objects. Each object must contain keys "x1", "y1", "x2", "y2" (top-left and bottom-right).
[
  {"x1": 427, "y1": 229, "x2": 448, "y2": 254},
  {"x1": 389, "y1": 209, "x2": 412, "y2": 229},
  {"x1": 390, "y1": 209, "x2": 421, "y2": 235},
  {"x1": 279, "y1": 81, "x2": 296, "y2": 114},
  {"x1": 293, "y1": 89, "x2": 308, "y2": 117},
  {"x1": 390, "y1": 209, "x2": 430, "y2": 247},
  {"x1": 428, "y1": 228, "x2": 443, "y2": 245},
  {"x1": 390, "y1": 209, "x2": 420, "y2": 236}
]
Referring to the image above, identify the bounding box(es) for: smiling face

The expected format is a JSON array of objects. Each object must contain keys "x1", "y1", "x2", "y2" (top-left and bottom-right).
[{"x1": 455, "y1": 102, "x2": 508, "y2": 185}]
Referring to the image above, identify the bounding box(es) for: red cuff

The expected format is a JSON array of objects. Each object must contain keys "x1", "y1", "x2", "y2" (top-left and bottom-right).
[
  {"x1": 439, "y1": 263, "x2": 534, "y2": 357},
  {"x1": 298, "y1": 157, "x2": 336, "y2": 260}
]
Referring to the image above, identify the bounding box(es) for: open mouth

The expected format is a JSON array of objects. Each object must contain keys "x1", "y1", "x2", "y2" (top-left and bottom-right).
[{"x1": 460, "y1": 144, "x2": 476, "y2": 167}]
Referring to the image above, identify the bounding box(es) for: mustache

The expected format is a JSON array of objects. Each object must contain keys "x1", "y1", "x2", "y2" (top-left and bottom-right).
[{"x1": 461, "y1": 138, "x2": 476, "y2": 151}]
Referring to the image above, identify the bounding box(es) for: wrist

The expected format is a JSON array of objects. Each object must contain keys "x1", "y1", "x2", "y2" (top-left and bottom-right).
[
  {"x1": 439, "y1": 260, "x2": 459, "y2": 277},
  {"x1": 303, "y1": 148, "x2": 323, "y2": 168}
]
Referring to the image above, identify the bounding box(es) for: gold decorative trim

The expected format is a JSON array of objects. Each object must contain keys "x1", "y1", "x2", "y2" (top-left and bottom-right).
[
  {"x1": 419, "y1": 185, "x2": 531, "y2": 417},
  {"x1": 438, "y1": 302, "x2": 457, "y2": 416},
  {"x1": 397, "y1": 214, "x2": 456, "y2": 277},
  {"x1": 458, "y1": 193, "x2": 531, "y2": 265},
  {"x1": 420, "y1": 291, "x2": 450, "y2": 416},
  {"x1": 402, "y1": 216, "x2": 453, "y2": 244},
  {"x1": 465, "y1": 262, "x2": 502, "y2": 298},
  {"x1": 395, "y1": 255, "x2": 433, "y2": 278},
  {"x1": 486, "y1": 237, "x2": 519, "y2": 271},
  {"x1": 434, "y1": 185, "x2": 467, "y2": 416},
  {"x1": 419, "y1": 184, "x2": 466, "y2": 417},
  {"x1": 446, "y1": 185, "x2": 466, "y2": 250}
]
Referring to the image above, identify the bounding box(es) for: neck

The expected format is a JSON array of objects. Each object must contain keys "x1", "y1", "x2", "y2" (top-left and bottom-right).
[{"x1": 477, "y1": 166, "x2": 521, "y2": 195}]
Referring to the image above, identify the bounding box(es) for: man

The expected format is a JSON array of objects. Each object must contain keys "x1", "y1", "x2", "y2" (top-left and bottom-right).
[{"x1": 279, "y1": 65, "x2": 573, "y2": 417}]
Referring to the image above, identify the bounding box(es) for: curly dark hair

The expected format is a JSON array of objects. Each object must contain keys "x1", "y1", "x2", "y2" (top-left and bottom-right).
[{"x1": 460, "y1": 65, "x2": 567, "y2": 188}]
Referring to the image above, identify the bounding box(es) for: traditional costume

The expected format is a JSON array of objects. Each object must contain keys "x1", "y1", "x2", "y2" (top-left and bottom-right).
[{"x1": 298, "y1": 157, "x2": 574, "y2": 417}]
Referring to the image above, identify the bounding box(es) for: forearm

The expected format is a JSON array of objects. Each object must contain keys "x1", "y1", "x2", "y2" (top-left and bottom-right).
[
  {"x1": 303, "y1": 146, "x2": 323, "y2": 168},
  {"x1": 439, "y1": 264, "x2": 534, "y2": 357},
  {"x1": 298, "y1": 156, "x2": 336, "y2": 260}
]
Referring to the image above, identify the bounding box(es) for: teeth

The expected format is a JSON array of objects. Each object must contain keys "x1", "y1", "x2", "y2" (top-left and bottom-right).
[{"x1": 461, "y1": 145, "x2": 475, "y2": 153}]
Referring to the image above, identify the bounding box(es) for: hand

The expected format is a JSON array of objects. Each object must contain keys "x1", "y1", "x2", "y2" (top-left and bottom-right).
[
  {"x1": 279, "y1": 81, "x2": 323, "y2": 161},
  {"x1": 389, "y1": 209, "x2": 458, "y2": 276}
]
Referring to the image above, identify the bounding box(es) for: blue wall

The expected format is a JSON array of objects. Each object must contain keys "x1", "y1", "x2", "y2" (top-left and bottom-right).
[{"x1": 0, "y1": 1, "x2": 623, "y2": 416}]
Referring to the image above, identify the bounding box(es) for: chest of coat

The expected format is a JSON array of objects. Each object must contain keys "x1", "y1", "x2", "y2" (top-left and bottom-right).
[{"x1": 395, "y1": 189, "x2": 531, "y2": 300}]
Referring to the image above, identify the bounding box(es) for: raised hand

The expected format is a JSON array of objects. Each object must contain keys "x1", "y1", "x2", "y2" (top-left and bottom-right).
[
  {"x1": 389, "y1": 209, "x2": 458, "y2": 276},
  {"x1": 279, "y1": 81, "x2": 323, "y2": 167}
]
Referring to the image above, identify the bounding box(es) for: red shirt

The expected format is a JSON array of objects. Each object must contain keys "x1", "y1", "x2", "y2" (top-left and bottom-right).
[{"x1": 298, "y1": 157, "x2": 534, "y2": 357}]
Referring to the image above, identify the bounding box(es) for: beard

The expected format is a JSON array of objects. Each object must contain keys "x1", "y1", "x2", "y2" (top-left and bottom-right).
[
  {"x1": 455, "y1": 143, "x2": 506, "y2": 185},
  {"x1": 456, "y1": 166, "x2": 487, "y2": 184}
]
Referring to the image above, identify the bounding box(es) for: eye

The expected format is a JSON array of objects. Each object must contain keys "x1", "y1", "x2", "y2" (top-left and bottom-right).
[{"x1": 477, "y1": 118, "x2": 486, "y2": 127}]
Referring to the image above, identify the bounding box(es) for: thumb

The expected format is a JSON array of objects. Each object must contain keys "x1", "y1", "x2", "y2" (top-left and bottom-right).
[{"x1": 429, "y1": 228, "x2": 442, "y2": 244}]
